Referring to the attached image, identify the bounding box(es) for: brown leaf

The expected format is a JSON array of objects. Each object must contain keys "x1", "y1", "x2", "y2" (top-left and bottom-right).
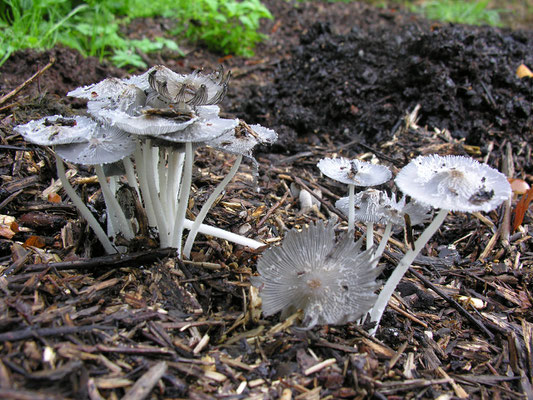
[
  {"x1": 24, "y1": 235, "x2": 46, "y2": 248},
  {"x1": 47, "y1": 192, "x2": 62, "y2": 203},
  {"x1": 512, "y1": 186, "x2": 533, "y2": 232}
]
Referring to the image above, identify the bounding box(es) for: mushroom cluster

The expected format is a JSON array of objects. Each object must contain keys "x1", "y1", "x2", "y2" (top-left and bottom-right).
[
  {"x1": 15, "y1": 65, "x2": 277, "y2": 256},
  {"x1": 252, "y1": 153, "x2": 511, "y2": 331}
]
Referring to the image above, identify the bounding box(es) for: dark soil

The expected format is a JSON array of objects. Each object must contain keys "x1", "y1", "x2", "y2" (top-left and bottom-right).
[{"x1": 0, "y1": 1, "x2": 532, "y2": 399}]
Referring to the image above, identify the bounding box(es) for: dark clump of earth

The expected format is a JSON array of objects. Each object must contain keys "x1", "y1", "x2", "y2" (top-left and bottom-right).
[{"x1": 240, "y1": 19, "x2": 532, "y2": 151}]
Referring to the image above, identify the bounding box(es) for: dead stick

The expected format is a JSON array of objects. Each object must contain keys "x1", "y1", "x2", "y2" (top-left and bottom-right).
[
  {"x1": 257, "y1": 190, "x2": 289, "y2": 228},
  {"x1": 0, "y1": 57, "x2": 55, "y2": 106},
  {"x1": 0, "y1": 324, "x2": 114, "y2": 342},
  {"x1": 121, "y1": 361, "x2": 167, "y2": 400},
  {"x1": 24, "y1": 248, "x2": 176, "y2": 272},
  {"x1": 409, "y1": 269, "x2": 495, "y2": 340}
]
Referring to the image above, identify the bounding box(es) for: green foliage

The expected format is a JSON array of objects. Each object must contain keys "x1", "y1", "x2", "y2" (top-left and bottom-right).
[
  {"x1": 414, "y1": 0, "x2": 503, "y2": 26},
  {"x1": 0, "y1": 0, "x2": 273, "y2": 68},
  {"x1": 172, "y1": 0, "x2": 273, "y2": 57}
]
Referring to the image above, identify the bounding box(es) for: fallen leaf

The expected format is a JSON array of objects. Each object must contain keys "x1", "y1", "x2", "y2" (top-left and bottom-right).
[
  {"x1": 24, "y1": 235, "x2": 46, "y2": 248},
  {"x1": 516, "y1": 64, "x2": 533, "y2": 79},
  {"x1": 47, "y1": 192, "x2": 62, "y2": 203},
  {"x1": 512, "y1": 186, "x2": 533, "y2": 232}
]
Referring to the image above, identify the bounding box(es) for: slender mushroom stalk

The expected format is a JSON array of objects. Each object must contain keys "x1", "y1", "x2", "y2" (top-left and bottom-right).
[
  {"x1": 368, "y1": 208, "x2": 448, "y2": 334},
  {"x1": 183, "y1": 218, "x2": 263, "y2": 249},
  {"x1": 172, "y1": 141, "x2": 194, "y2": 255},
  {"x1": 368, "y1": 154, "x2": 512, "y2": 335},
  {"x1": 94, "y1": 164, "x2": 134, "y2": 240},
  {"x1": 55, "y1": 154, "x2": 117, "y2": 254},
  {"x1": 183, "y1": 154, "x2": 243, "y2": 258}
]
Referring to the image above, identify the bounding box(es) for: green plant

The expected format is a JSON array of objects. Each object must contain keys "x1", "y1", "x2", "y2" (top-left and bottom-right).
[
  {"x1": 0, "y1": 0, "x2": 272, "y2": 68},
  {"x1": 173, "y1": 0, "x2": 273, "y2": 57},
  {"x1": 414, "y1": 0, "x2": 503, "y2": 26}
]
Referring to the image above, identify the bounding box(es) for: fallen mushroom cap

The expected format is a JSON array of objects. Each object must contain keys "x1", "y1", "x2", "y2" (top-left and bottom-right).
[
  {"x1": 251, "y1": 220, "x2": 381, "y2": 328},
  {"x1": 14, "y1": 115, "x2": 96, "y2": 146},
  {"x1": 335, "y1": 189, "x2": 431, "y2": 226},
  {"x1": 395, "y1": 154, "x2": 511, "y2": 213},
  {"x1": 317, "y1": 157, "x2": 392, "y2": 186}
]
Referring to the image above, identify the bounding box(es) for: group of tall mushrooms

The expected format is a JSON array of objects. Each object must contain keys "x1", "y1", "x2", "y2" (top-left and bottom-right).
[{"x1": 16, "y1": 66, "x2": 512, "y2": 334}]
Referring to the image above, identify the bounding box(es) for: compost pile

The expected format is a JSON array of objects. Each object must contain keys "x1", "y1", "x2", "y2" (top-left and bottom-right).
[
  {"x1": 0, "y1": 1, "x2": 532, "y2": 399},
  {"x1": 242, "y1": 20, "x2": 533, "y2": 150}
]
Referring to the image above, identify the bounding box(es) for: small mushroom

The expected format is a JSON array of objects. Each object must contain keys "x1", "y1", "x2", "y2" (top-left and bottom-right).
[
  {"x1": 318, "y1": 157, "x2": 391, "y2": 248},
  {"x1": 369, "y1": 154, "x2": 511, "y2": 334}
]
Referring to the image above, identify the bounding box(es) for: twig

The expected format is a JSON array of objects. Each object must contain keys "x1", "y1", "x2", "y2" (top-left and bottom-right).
[
  {"x1": 23, "y1": 248, "x2": 177, "y2": 272},
  {"x1": 0, "y1": 324, "x2": 114, "y2": 342},
  {"x1": 121, "y1": 361, "x2": 167, "y2": 400},
  {"x1": 0, "y1": 57, "x2": 55, "y2": 106},
  {"x1": 257, "y1": 190, "x2": 289, "y2": 228},
  {"x1": 409, "y1": 269, "x2": 495, "y2": 340}
]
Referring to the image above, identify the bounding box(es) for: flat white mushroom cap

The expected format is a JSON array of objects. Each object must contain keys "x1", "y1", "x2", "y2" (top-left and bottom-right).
[
  {"x1": 395, "y1": 154, "x2": 511, "y2": 213},
  {"x1": 317, "y1": 157, "x2": 392, "y2": 186},
  {"x1": 54, "y1": 125, "x2": 135, "y2": 165},
  {"x1": 251, "y1": 221, "x2": 380, "y2": 328},
  {"x1": 14, "y1": 115, "x2": 95, "y2": 146}
]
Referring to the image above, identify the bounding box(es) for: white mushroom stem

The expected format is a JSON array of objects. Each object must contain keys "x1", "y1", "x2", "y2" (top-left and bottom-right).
[
  {"x1": 134, "y1": 144, "x2": 157, "y2": 227},
  {"x1": 143, "y1": 140, "x2": 169, "y2": 247},
  {"x1": 366, "y1": 221, "x2": 374, "y2": 251},
  {"x1": 172, "y1": 141, "x2": 194, "y2": 255},
  {"x1": 166, "y1": 150, "x2": 184, "y2": 218},
  {"x1": 183, "y1": 219, "x2": 263, "y2": 249},
  {"x1": 371, "y1": 221, "x2": 393, "y2": 266},
  {"x1": 369, "y1": 208, "x2": 448, "y2": 335},
  {"x1": 94, "y1": 164, "x2": 134, "y2": 240},
  {"x1": 183, "y1": 154, "x2": 243, "y2": 259},
  {"x1": 55, "y1": 154, "x2": 117, "y2": 254},
  {"x1": 122, "y1": 156, "x2": 141, "y2": 200},
  {"x1": 158, "y1": 147, "x2": 169, "y2": 218},
  {"x1": 348, "y1": 184, "x2": 355, "y2": 232}
]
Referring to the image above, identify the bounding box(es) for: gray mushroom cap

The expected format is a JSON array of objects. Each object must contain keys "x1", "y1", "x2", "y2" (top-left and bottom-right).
[
  {"x1": 395, "y1": 154, "x2": 512, "y2": 213},
  {"x1": 317, "y1": 157, "x2": 392, "y2": 186},
  {"x1": 251, "y1": 220, "x2": 381, "y2": 328},
  {"x1": 14, "y1": 115, "x2": 95, "y2": 146},
  {"x1": 54, "y1": 124, "x2": 135, "y2": 165},
  {"x1": 160, "y1": 106, "x2": 237, "y2": 143},
  {"x1": 96, "y1": 107, "x2": 198, "y2": 136}
]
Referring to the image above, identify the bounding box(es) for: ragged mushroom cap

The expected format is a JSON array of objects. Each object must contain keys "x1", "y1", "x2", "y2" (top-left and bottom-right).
[
  {"x1": 208, "y1": 121, "x2": 277, "y2": 159},
  {"x1": 335, "y1": 189, "x2": 431, "y2": 226},
  {"x1": 14, "y1": 115, "x2": 95, "y2": 146},
  {"x1": 395, "y1": 154, "x2": 511, "y2": 213},
  {"x1": 251, "y1": 220, "x2": 381, "y2": 329},
  {"x1": 128, "y1": 65, "x2": 230, "y2": 107},
  {"x1": 317, "y1": 157, "x2": 392, "y2": 186}
]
